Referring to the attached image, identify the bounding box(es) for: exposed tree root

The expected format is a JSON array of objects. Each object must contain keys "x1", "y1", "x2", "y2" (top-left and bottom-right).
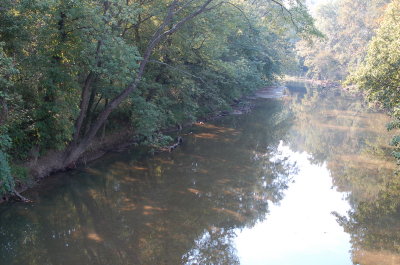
[{"x1": 12, "y1": 189, "x2": 32, "y2": 203}]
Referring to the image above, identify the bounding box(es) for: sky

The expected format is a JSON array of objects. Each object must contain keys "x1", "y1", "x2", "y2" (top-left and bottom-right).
[
  {"x1": 307, "y1": 0, "x2": 332, "y2": 5},
  {"x1": 306, "y1": 0, "x2": 333, "y2": 14}
]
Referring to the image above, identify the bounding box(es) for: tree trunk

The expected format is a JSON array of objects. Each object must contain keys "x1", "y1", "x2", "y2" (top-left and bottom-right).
[
  {"x1": 71, "y1": 41, "x2": 102, "y2": 145},
  {"x1": 63, "y1": 0, "x2": 215, "y2": 166}
]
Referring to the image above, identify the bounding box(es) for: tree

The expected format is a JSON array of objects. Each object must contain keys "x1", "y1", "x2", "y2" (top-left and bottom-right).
[
  {"x1": 348, "y1": 0, "x2": 400, "y2": 161},
  {"x1": 0, "y1": 41, "x2": 18, "y2": 194},
  {"x1": 0, "y1": 0, "x2": 317, "y2": 195},
  {"x1": 296, "y1": 0, "x2": 389, "y2": 80},
  {"x1": 63, "y1": 0, "x2": 316, "y2": 166}
]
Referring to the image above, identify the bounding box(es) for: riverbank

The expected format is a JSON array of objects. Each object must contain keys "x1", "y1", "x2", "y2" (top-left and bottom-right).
[
  {"x1": 284, "y1": 76, "x2": 341, "y2": 88},
  {"x1": 4, "y1": 87, "x2": 283, "y2": 203},
  {"x1": 1, "y1": 81, "x2": 396, "y2": 265}
]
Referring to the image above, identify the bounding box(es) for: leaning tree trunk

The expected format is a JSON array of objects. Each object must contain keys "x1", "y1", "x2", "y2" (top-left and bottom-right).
[{"x1": 63, "y1": 0, "x2": 216, "y2": 166}]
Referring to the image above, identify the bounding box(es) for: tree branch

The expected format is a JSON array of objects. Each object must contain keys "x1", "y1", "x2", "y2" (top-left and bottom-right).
[
  {"x1": 148, "y1": 59, "x2": 208, "y2": 85},
  {"x1": 64, "y1": 0, "x2": 217, "y2": 165},
  {"x1": 270, "y1": 0, "x2": 299, "y2": 31}
]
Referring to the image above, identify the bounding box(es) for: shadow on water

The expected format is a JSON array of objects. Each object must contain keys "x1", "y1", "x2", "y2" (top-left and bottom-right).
[
  {"x1": 1, "y1": 81, "x2": 399, "y2": 265},
  {"x1": 0, "y1": 99, "x2": 296, "y2": 265}
]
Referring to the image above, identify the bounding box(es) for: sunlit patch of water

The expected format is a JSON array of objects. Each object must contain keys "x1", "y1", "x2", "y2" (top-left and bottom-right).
[{"x1": 234, "y1": 142, "x2": 352, "y2": 265}]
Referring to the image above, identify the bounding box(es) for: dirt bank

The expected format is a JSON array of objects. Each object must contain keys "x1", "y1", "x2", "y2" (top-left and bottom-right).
[{"x1": 5, "y1": 86, "x2": 283, "y2": 203}]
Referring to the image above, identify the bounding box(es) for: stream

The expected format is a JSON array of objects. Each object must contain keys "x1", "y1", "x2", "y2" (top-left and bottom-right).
[{"x1": 0, "y1": 81, "x2": 399, "y2": 265}]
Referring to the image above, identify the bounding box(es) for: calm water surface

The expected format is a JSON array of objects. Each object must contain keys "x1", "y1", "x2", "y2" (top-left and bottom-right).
[{"x1": 1, "y1": 82, "x2": 399, "y2": 265}]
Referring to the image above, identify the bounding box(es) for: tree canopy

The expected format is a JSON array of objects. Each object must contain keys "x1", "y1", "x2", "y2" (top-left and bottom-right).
[
  {"x1": 296, "y1": 0, "x2": 400, "y2": 166},
  {"x1": 0, "y1": 0, "x2": 317, "y2": 196},
  {"x1": 347, "y1": 0, "x2": 400, "y2": 161},
  {"x1": 296, "y1": 0, "x2": 389, "y2": 80}
]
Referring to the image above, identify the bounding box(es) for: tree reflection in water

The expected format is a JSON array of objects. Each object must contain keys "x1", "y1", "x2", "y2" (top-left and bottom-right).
[
  {"x1": 2, "y1": 82, "x2": 396, "y2": 265},
  {"x1": 183, "y1": 227, "x2": 239, "y2": 265},
  {"x1": 0, "y1": 100, "x2": 296, "y2": 265},
  {"x1": 285, "y1": 81, "x2": 400, "y2": 265}
]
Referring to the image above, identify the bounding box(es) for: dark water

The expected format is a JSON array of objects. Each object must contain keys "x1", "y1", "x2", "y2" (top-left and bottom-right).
[{"x1": 0, "y1": 82, "x2": 399, "y2": 265}]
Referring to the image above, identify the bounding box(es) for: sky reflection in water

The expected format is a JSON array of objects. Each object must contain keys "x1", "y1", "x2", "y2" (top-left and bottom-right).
[
  {"x1": 235, "y1": 142, "x2": 352, "y2": 265},
  {"x1": 0, "y1": 82, "x2": 397, "y2": 265}
]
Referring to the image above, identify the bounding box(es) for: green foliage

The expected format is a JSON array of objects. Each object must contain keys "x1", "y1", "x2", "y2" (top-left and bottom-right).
[
  {"x1": 0, "y1": 133, "x2": 14, "y2": 195},
  {"x1": 10, "y1": 164, "x2": 28, "y2": 181},
  {"x1": 0, "y1": 133, "x2": 11, "y2": 150},
  {"x1": 348, "y1": 0, "x2": 400, "y2": 111},
  {"x1": 130, "y1": 92, "x2": 168, "y2": 137},
  {"x1": 386, "y1": 119, "x2": 400, "y2": 131},
  {"x1": 297, "y1": 0, "x2": 389, "y2": 80},
  {"x1": 0, "y1": 43, "x2": 18, "y2": 88},
  {"x1": 142, "y1": 0, "x2": 310, "y2": 121},
  {"x1": 0, "y1": 0, "x2": 144, "y2": 158},
  {"x1": 0, "y1": 0, "x2": 317, "y2": 192},
  {"x1": 0, "y1": 16, "x2": 17, "y2": 195},
  {"x1": 0, "y1": 150, "x2": 14, "y2": 194},
  {"x1": 349, "y1": 0, "x2": 400, "y2": 163}
]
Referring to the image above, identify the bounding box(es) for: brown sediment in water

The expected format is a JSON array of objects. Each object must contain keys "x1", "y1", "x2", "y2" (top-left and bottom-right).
[{"x1": 4, "y1": 86, "x2": 285, "y2": 203}]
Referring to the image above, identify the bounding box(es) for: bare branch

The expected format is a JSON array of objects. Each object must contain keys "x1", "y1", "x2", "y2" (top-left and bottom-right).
[{"x1": 270, "y1": 0, "x2": 299, "y2": 31}]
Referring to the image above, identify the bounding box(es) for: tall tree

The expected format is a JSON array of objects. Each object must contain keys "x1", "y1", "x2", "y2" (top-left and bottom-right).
[
  {"x1": 0, "y1": 0, "x2": 317, "y2": 195},
  {"x1": 348, "y1": 0, "x2": 400, "y2": 161},
  {"x1": 296, "y1": 0, "x2": 389, "y2": 80}
]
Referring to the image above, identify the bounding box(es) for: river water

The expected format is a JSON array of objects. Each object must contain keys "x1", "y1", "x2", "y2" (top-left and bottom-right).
[{"x1": 1, "y1": 82, "x2": 399, "y2": 265}]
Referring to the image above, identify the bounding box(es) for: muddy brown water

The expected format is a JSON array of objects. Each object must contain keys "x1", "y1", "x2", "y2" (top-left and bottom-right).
[{"x1": 0, "y1": 82, "x2": 399, "y2": 265}]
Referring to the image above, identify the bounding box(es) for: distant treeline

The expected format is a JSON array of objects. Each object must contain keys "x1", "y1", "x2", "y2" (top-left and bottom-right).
[{"x1": 297, "y1": 0, "x2": 400, "y2": 163}]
